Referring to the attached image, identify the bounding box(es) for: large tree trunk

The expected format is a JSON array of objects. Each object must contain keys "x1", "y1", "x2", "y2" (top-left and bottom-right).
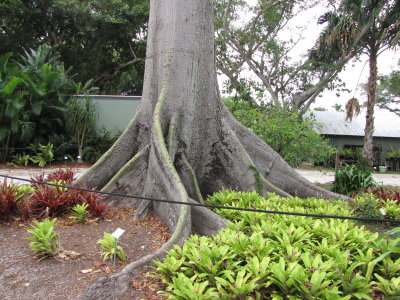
[
  {"x1": 363, "y1": 45, "x2": 378, "y2": 165},
  {"x1": 76, "y1": 1, "x2": 349, "y2": 298}
]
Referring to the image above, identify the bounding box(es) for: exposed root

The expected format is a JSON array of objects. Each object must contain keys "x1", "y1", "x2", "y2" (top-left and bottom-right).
[
  {"x1": 260, "y1": 174, "x2": 292, "y2": 198},
  {"x1": 190, "y1": 198, "x2": 227, "y2": 235},
  {"x1": 79, "y1": 51, "x2": 193, "y2": 299},
  {"x1": 223, "y1": 120, "x2": 291, "y2": 197},
  {"x1": 224, "y1": 108, "x2": 351, "y2": 201},
  {"x1": 167, "y1": 113, "x2": 179, "y2": 161},
  {"x1": 182, "y1": 154, "x2": 204, "y2": 203},
  {"x1": 101, "y1": 145, "x2": 150, "y2": 192}
]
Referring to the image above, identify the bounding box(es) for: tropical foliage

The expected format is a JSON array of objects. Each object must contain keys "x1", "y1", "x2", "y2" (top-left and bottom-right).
[
  {"x1": 0, "y1": 47, "x2": 101, "y2": 162},
  {"x1": 0, "y1": 0, "x2": 149, "y2": 95},
  {"x1": 154, "y1": 191, "x2": 400, "y2": 299},
  {"x1": 26, "y1": 218, "x2": 59, "y2": 259},
  {"x1": 331, "y1": 164, "x2": 376, "y2": 196},
  {"x1": 97, "y1": 232, "x2": 126, "y2": 262},
  {"x1": 66, "y1": 95, "x2": 98, "y2": 163}
]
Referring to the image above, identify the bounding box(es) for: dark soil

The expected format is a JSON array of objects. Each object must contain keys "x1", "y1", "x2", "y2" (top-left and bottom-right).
[{"x1": 0, "y1": 207, "x2": 168, "y2": 300}]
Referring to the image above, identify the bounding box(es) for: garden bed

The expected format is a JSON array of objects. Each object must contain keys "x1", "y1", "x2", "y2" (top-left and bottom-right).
[{"x1": 0, "y1": 207, "x2": 167, "y2": 299}]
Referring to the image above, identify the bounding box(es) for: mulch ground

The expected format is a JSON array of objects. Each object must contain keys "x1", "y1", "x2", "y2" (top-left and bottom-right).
[{"x1": 0, "y1": 207, "x2": 168, "y2": 300}]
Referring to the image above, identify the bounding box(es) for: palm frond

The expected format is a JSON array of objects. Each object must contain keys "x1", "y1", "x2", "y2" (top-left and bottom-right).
[{"x1": 345, "y1": 97, "x2": 361, "y2": 121}]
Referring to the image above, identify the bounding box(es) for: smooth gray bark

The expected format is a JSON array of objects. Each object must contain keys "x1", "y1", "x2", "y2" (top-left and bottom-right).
[{"x1": 77, "y1": 0, "x2": 350, "y2": 298}]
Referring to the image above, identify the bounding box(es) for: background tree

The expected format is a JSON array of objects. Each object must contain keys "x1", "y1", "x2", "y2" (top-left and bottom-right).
[
  {"x1": 0, "y1": 0, "x2": 149, "y2": 95},
  {"x1": 0, "y1": 53, "x2": 26, "y2": 161},
  {"x1": 66, "y1": 95, "x2": 98, "y2": 164},
  {"x1": 76, "y1": 0, "x2": 349, "y2": 298},
  {"x1": 317, "y1": 0, "x2": 400, "y2": 165},
  {"x1": 225, "y1": 98, "x2": 333, "y2": 166},
  {"x1": 215, "y1": 0, "x2": 374, "y2": 114},
  {"x1": 375, "y1": 65, "x2": 400, "y2": 114}
]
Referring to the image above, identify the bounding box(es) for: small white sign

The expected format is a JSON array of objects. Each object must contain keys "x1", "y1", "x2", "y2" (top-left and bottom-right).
[
  {"x1": 379, "y1": 208, "x2": 386, "y2": 216},
  {"x1": 111, "y1": 228, "x2": 125, "y2": 239}
]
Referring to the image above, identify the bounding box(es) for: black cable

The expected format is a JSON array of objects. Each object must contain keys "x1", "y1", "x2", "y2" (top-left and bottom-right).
[{"x1": 1, "y1": 174, "x2": 399, "y2": 224}]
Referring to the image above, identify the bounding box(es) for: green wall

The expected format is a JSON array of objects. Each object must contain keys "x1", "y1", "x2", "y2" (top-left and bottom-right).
[{"x1": 78, "y1": 95, "x2": 141, "y2": 134}]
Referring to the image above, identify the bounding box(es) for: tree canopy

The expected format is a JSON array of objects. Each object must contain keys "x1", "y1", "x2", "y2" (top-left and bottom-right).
[
  {"x1": 375, "y1": 66, "x2": 400, "y2": 115},
  {"x1": 0, "y1": 0, "x2": 149, "y2": 94},
  {"x1": 214, "y1": 0, "x2": 375, "y2": 114}
]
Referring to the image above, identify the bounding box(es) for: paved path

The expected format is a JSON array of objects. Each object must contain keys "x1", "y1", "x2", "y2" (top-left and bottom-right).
[
  {"x1": 0, "y1": 166, "x2": 399, "y2": 186},
  {"x1": 296, "y1": 169, "x2": 400, "y2": 186},
  {"x1": 0, "y1": 167, "x2": 87, "y2": 185}
]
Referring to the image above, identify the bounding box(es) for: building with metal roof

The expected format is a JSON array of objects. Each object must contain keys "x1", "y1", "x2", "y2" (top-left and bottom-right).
[{"x1": 307, "y1": 109, "x2": 400, "y2": 165}]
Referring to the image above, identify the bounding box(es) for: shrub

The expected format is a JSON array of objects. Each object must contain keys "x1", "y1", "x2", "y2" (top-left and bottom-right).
[
  {"x1": 26, "y1": 218, "x2": 59, "y2": 259},
  {"x1": 29, "y1": 184, "x2": 72, "y2": 216},
  {"x1": 0, "y1": 182, "x2": 19, "y2": 220},
  {"x1": 154, "y1": 191, "x2": 400, "y2": 299},
  {"x1": 46, "y1": 168, "x2": 76, "y2": 184},
  {"x1": 356, "y1": 193, "x2": 400, "y2": 221},
  {"x1": 0, "y1": 181, "x2": 33, "y2": 220},
  {"x1": 353, "y1": 197, "x2": 382, "y2": 219},
  {"x1": 29, "y1": 169, "x2": 106, "y2": 218},
  {"x1": 364, "y1": 187, "x2": 400, "y2": 205},
  {"x1": 331, "y1": 164, "x2": 376, "y2": 196},
  {"x1": 224, "y1": 99, "x2": 333, "y2": 166},
  {"x1": 27, "y1": 143, "x2": 55, "y2": 167},
  {"x1": 80, "y1": 189, "x2": 107, "y2": 217},
  {"x1": 9, "y1": 153, "x2": 32, "y2": 166},
  {"x1": 97, "y1": 232, "x2": 126, "y2": 262}
]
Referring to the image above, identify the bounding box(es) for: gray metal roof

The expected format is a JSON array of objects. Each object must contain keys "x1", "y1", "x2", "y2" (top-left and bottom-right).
[{"x1": 307, "y1": 109, "x2": 400, "y2": 138}]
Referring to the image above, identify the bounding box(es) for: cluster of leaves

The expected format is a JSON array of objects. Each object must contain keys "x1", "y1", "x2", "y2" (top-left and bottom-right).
[
  {"x1": 10, "y1": 143, "x2": 55, "y2": 167},
  {"x1": 26, "y1": 218, "x2": 59, "y2": 259},
  {"x1": 388, "y1": 148, "x2": 400, "y2": 159},
  {"x1": 364, "y1": 187, "x2": 400, "y2": 205},
  {"x1": 0, "y1": 47, "x2": 98, "y2": 162},
  {"x1": 331, "y1": 164, "x2": 376, "y2": 196},
  {"x1": 225, "y1": 98, "x2": 333, "y2": 166},
  {"x1": 0, "y1": 181, "x2": 33, "y2": 220},
  {"x1": 97, "y1": 232, "x2": 126, "y2": 262},
  {"x1": 356, "y1": 191, "x2": 400, "y2": 221},
  {"x1": 70, "y1": 203, "x2": 89, "y2": 223},
  {"x1": 154, "y1": 191, "x2": 400, "y2": 299},
  {"x1": 0, "y1": 169, "x2": 106, "y2": 221}
]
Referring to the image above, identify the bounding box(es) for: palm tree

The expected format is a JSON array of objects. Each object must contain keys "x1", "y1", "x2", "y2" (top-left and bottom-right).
[
  {"x1": 0, "y1": 52, "x2": 33, "y2": 161},
  {"x1": 317, "y1": 0, "x2": 400, "y2": 166}
]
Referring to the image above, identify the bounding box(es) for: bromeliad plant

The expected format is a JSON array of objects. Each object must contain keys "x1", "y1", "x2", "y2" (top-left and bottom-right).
[
  {"x1": 153, "y1": 191, "x2": 400, "y2": 299},
  {"x1": 70, "y1": 203, "x2": 89, "y2": 223},
  {"x1": 97, "y1": 232, "x2": 126, "y2": 262},
  {"x1": 26, "y1": 218, "x2": 59, "y2": 259}
]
